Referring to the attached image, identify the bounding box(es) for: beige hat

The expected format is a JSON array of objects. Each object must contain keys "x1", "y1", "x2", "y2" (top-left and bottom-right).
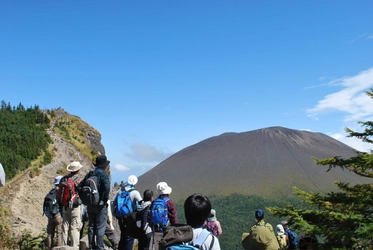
[
  {"x1": 156, "y1": 182, "x2": 172, "y2": 195},
  {"x1": 67, "y1": 161, "x2": 83, "y2": 172}
]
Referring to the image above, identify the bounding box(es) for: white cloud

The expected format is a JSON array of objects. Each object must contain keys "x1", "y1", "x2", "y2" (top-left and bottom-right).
[
  {"x1": 113, "y1": 164, "x2": 131, "y2": 171},
  {"x1": 307, "y1": 67, "x2": 373, "y2": 121},
  {"x1": 307, "y1": 67, "x2": 373, "y2": 152}
]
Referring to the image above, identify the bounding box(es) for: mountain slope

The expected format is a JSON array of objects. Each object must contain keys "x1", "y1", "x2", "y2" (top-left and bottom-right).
[{"x1": 137, "y1": 126, "x2": 371, "y2": 202}]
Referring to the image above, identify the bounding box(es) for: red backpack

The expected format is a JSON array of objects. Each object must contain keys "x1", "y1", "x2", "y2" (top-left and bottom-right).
[{"x1": 58, "y1": 176, "x2": 78, "y2": 207}]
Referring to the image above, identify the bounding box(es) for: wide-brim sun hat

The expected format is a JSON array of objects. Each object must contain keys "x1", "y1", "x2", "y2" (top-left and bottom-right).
[
  {"x1": 127, "y1": 175, "x2": 138, "y2": 185},
  {"x1": 67, "y1": 161, "x2": 83, "y2": 172},
  {"x1": 208, "y1": 209, "x2": 217, "y2": 222},
  {"x1": 156, "y1": 182, "x2": 172, "y2": 195},
  {"x1": 94, "y1": 155, "x2": 110, "y2": 168}
]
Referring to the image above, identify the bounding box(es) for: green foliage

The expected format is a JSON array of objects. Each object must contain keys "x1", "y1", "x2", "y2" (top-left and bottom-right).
[
  {"x1": 269, "y1": 89, "x2": 373, "y2": 249},
  {"x1": 176, "y1": 193, "x2": 301, "y2": 250},
  {"x1": 42, "y1": 150, "x2": 52, "y2": 165},
  {"x1": 17, "y1": 230, "x2": 47, "y2": 250},
  {"x1": 0, "y1": 101, "x2": 51, "y2": 180}
]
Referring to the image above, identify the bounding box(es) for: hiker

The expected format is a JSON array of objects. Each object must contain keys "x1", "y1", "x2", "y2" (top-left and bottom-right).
[
  {"x1": 281, "y1": 220, "x2": 299, "y2": 249},
  {"x1": 59, "y1": 161, "x2": 84, "y2": 249},
  {"x1": 184, "y1": 193, "x2": 221, "y2": 250},
  {"x1": 241, "y1": 209, "x2": 279, "y2": 250},
  {"x1": 112, "y1": 174, "x2": 142, "y2": 250},
  {"x1": 45, "y1": 175, "x2": 63, "y2": 250},
  {"x1": 137, "y1": 189, "x2": 154, "y2": 250},
  {"x1": 275, "y1": 224, "x2": 288, "y2": 250},
  {"x1": 77, "y1": 155, "x2": 111, "y2": 250},
  {"x1": 151, "y1": 182, "x2": 178, "y2": 250},
  {"x1": 203, "y1": 208, "x2": 222, "y2": 237},
  {"x1": 254, "y1": 209, "x2": 274, "y2": 233}
]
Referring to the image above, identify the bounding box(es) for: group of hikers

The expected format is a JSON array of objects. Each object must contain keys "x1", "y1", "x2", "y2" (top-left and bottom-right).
[
  {"x1": 42, "y1": 155, "x2": 223, "y2": 250},
  {"x1": 43, "y1": 154, "x2": 317, "y2": 250}
]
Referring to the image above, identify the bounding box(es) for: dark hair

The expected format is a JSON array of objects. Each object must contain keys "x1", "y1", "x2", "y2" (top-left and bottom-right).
[
  {"x1": 143, "y1": 189, "x2": 154, "y2": 202},
  {"x1": 184, "y1": 193, "x2": 212, "y2": 228}
]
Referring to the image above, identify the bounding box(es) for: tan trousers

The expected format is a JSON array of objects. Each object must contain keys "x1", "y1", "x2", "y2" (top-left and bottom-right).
[{"x1": 62, "y1": 205, "x2": 82, "y2": 249}]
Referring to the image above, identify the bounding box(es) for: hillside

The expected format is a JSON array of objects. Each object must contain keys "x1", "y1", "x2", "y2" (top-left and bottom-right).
[
  {"x1": 0, "y1": 108, "x2": 104, "y2": 237},
  {"x1": 137, "y1": 126, "x2": 371, "y2": 202}
]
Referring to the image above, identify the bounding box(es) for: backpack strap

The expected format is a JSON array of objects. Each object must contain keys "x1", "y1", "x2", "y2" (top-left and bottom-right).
[{"x1": 193, "y1": 229, "x2": 214, "y2": 250}]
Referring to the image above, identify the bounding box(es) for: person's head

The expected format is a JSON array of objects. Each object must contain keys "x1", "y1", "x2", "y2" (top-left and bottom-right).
[
  {"x1": 54, "y1": 175, "x2": 63, "y2": 186},
  {"x1": 67, "y1": 161, "x2": 83, "y2": 174},
  {"x1": 276, "y1": 224, "x2": 285, "y2": 236},
  {"x1": 143, "y1": 189, "x2": 154, "y2": 202},
  {"x1": 207, "y1": 208, "x2": 217, "y2": 222},
  {"x1": 156, "y1": 182, "x2": 172, "y2": 197},
  {"x1": 184, "y1": 193, "x2": 212, "y2": 228},
  {"x1": 94, "y1": 155, "x2": 110, "y2": 171},
  {"x1": 255, "y1": 209, "x2": 265, "y2": 221},
  {"x1": 127, "y1": 175, "x2": 138, "y2": 186}
]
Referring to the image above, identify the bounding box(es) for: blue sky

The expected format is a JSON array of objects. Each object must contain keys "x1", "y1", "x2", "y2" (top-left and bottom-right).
[{"x1": 1, "y1": 1, "x2": 373, "y2": 185}]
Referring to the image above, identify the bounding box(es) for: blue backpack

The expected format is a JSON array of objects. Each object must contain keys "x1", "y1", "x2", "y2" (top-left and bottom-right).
[
  {"x1": 115, "y1": 189, "x2": 134, "y2": 218},
  {"x1": 286, "y1": 228, "x2": 299, "y2": 247},
  {"x1": 150, "y1": 197, "x2": 170, "y2": 226}
]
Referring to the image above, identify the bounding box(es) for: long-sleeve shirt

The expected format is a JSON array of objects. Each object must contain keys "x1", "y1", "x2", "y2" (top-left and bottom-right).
[{"x1": 165, "y1": 197, "x2": 178, "y2": 225}]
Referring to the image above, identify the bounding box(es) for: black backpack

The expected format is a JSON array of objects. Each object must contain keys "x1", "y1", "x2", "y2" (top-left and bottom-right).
[
  {"x1": 80, "y1": 172, "x2": 100, "y2": 206},
  {"x1": 43, "y1": 188, "x2": 60, "y2": 219}
]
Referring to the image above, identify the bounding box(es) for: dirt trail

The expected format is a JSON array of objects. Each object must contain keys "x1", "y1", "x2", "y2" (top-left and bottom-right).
[{"x1": 0, "y1": 124, "x2": 94, "y2": 237}]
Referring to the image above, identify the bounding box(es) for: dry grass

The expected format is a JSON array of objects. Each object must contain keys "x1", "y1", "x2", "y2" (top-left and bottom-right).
[{"x1": 53, "y1": 114, "x2": 98, "y2": 161}]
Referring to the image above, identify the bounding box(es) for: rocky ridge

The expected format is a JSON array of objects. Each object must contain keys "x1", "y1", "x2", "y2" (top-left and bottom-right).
[{"x1": 0, "y1": 109, "x2": 101, "y2": 237}]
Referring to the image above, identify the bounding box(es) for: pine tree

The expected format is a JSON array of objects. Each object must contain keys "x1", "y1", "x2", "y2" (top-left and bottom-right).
[{"x1": 269, "y1": 89, "x2": 373, "y2": 249}]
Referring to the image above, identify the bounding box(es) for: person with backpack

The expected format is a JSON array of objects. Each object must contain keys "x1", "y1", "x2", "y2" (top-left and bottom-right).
[
  {"x1": 136, "y1": 189, "x2": 154, "y2": 250},
  {"x1": 151, "y1": 182, "x2": 178, "y2": 250},
  {"x1": 275, "y1": 224, "x2": 288, "y2": 250},
  {"x1": 77, "y1": 155, "x2": 111, "y2": 250},
  {"x1": 183, "y1": 193, "x2": 221, "y2": 250},
  {"x1": 281, "y1": 220, "x2": 299, "y2": 250},
  {"x1": 44, "y1": 175, "x2": 63, "y2": 250},
  {"x1": 112, "y1": 174, "x2": 142, "y2": 250},
  {"x1": 58, "y1": 161, "x2": 84, "y2": 249},
  {"x1": 203, "y1": 209, "x2": 222, "y2": 237},
  {"x1": 242, "y1": 209, "x2": 279, "y2": 250}
]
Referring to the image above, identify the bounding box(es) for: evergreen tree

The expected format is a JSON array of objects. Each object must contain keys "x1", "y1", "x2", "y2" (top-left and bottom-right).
[{"x1": 269, "y1": 89, "x2": 373, "y2": 249}]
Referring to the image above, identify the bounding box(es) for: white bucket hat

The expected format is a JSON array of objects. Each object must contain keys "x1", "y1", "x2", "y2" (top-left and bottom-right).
[
  {"x1": 276, "y1": 224, "x2": 285, "y2": 235},
  {"x1": 127, "y1": 175, "x2": 138, "y2": 185},
  {"x1": 156, "y1": 182, "x2": 172, "y2": 195}
]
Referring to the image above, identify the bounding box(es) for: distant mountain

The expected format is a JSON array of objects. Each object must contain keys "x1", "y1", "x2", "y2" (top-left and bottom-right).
[{"x1": 137, "y1": 126, "x2": 371, "y2": 202}]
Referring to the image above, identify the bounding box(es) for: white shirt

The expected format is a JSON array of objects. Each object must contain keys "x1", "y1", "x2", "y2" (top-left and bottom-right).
[{"x1": 191, "y1": 228, "x2": 221, "y2": 250}]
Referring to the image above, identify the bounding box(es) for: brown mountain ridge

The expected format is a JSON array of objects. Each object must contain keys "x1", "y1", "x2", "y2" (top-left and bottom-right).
[{"x1": 137, "y1": 126, "x2": 371, "y2": 202}]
